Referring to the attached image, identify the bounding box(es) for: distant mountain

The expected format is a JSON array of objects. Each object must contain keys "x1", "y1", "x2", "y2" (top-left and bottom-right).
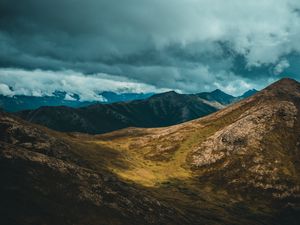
[
  {"x1": 0, "y1": 92, "x2": 89, "y2": 112},
  {"x1": 101, "y1": 91, "x2": 153, "y2": 103},
  {"x1": 16, "y1": 89, "x2": 258, "y2": 134},
  {"x1": 17, "y1": 91, "x2": 221, "y2": 134},
  {"x1": 196, "y1": 89, "x2": 236, "y2": 105},
  {"x1": 0, "y1": 91, "x2": 154, "y2": 112},
  {"x1": 197, "y1": 88, "x2": 259, "y2": 105},
  {"x1": 238, "y1": 89, "x2": 258, "y2": 98},
  {"x1": 1, "y1": 87, "x2": 257, "y2": 113}
]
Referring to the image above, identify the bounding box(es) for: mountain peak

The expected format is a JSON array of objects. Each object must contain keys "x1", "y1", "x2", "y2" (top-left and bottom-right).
[
  {"x1": 273, "y1": 77, "x2": 299, "y2": 86},
  {"x1": 278, "y1": 77, "x2": 298, "y2": 83},
  {"x1": 163, "y1": 90, "x2": 178, "y2": 95},
  {"x1": 267, "y1": 77, "x2": 297, "y2": 87},
  {"x1": 197, "y1": 89, "x2": 235, "y2": 105},
  {"x1": 264, "y1": 77, "x2": 300, "y2": 95},
  {"x1": 211, "y1": 89, "x2": 225, "y2": 94},
  {"x1": 150, "y1": 90, "x2": 178, "y2": 99},
  {"x1": 211, "y1": 89, "x2": 234, "y2": 97},
  {"x1": 240, "y1": 89, "x2": 258, "y2": 98},
  {"x1": 271, "y1": 77, "x2": 300, "y2": 87}
]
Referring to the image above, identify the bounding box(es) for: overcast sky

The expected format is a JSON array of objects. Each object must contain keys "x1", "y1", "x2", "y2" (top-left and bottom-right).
[{"x1": 1, "y1": 0, "x2": 300, "y2": 100}]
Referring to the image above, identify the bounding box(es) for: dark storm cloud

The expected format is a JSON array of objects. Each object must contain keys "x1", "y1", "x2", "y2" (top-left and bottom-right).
[{"x1": 1, "y1": 0, "x2": 300, "y2": 97}]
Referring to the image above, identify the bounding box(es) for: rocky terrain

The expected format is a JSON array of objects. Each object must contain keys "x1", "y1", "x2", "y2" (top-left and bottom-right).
[{"x1": 1, "y1": 78, "x2": 299, "y2": 224}]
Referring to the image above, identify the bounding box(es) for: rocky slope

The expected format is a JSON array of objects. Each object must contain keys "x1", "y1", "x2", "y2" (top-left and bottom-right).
[{"x1": 189, "y1": 78, "x2": 300, "y2": 200}]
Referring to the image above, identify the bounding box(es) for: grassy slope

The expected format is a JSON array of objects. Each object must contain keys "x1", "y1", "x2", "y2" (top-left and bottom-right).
[
  {"x1": 64, "y1": 96, "x2": 284, "y2": 224},
  {"x1": 64, "y1": 78, "x2": 300, "y2": 224}
]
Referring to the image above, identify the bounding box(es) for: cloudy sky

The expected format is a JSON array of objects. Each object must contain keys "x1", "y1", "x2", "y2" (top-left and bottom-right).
[{"x1": 1, "y1": 0, "x2": 300, "y2": 100}]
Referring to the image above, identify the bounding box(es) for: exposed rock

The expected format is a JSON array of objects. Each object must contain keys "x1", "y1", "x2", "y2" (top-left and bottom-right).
[
  {"x1": 188, "y1": 79, "x2": 300, "y2": 201},
  {"x1": 191, "y1": 101, "x2": 297, "y2": 167}
]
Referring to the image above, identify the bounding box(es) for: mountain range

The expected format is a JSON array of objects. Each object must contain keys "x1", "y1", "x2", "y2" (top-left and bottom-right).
[
  {"x1": 1, "y1": 78, "x2": 299, "y2": 225},
  {"x1": 16, "y1": 89, "x2": 257, "y2": 134},
  {"x1": 0, "y1": 91, "x2": 154, "y2": 112},
  {"x1": 0, "y1": 89, "x2": 257, "y2": 113}
]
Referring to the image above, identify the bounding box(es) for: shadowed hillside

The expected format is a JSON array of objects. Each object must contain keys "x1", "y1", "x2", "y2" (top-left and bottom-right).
[{"x1": 0, "y1": 111, "x2": 189, "y2": 225}]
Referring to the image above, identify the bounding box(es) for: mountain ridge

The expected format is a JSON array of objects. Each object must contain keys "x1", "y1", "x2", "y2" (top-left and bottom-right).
[
  {"x1": 15, "y1": 91, "x2": 220, "y2": 134},
  {"x1": 0, "y1": 87, "x2": 257, "y2": 113},
  {"x1": 196, "y1": 88, "x2": 236, "y2": 105},
  {"x1": 15, "y1": 88, "x2": 257, "y2": 134},
  {"x1": 0, "y1": 91, "x2": 154, "y2": 112}
]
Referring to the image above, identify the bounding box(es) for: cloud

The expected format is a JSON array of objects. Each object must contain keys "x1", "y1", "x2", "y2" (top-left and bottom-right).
[
  {"x1": 0, "y1": 67, "x2": 276, "y2": 97},
  {"x1": 64, "y1": 93, "x2": 77, "y2": 101},
  {"x1": 0, "y1": 0, "x2": 300, "y2": 94},
  {"x1": 273, "y1": 59, "x2": 290, "y2": 75},
  {"x1": 0, "y1": 68, "x2": 171, "y2": 101},
  {"x1": 0, "y1": 83, "x2": 13, "y2": 96}
]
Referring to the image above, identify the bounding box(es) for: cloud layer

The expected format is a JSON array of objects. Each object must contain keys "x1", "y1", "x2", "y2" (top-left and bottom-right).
[
  {"x1": 0, "y1": 68, "x2": 173, "y2": 101},
  {"x1": 0, "y1": 0, "x2": 300, "y2": 96}
]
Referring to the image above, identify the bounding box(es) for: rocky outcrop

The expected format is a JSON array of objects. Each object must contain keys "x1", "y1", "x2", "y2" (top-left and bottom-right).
[
  {"x1": 189, "y1": 79, "x2": 300, "y2": 200},
  {"x1": 191, "y1": 101, "x2": 297, "y2": 167}
]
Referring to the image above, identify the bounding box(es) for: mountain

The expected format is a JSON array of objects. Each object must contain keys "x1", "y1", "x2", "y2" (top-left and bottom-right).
[
  {"x1": 1, "y1": 78, "x2": 300, "y2": 224},
  {"x1": 0, "y1": 92, "x2": 89, "y2": 112},
  {"x1": 239, "y1": 89, "x2": 258, "y2": 98},
  {"x1": 94, "y1": 78, "x2": 300, "y2": 224},
  {"x1": 16, "y1": 91, "x2": 223, "y2": 134},
  {"x1": 196, "y1": 89, "x2": 236, "y2": 105},
  {"x1": 101, "y1": 91, "x2": 153, "y2": 103},
  {"x1": 0, "y1": 87, "x2": 257, "y2": 114},
  {"x1": 16, "y1": 89, "x2": 258, "y2": 135},
  {"x1": 197, "y1": 89, "x2": 259, "y2": 105},
  {"x1": 0, "y1": 91, "x2": 153, "y2": 112}
]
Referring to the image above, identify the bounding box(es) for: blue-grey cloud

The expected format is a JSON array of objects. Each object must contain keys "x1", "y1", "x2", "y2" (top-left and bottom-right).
[{"x1": 0, "y1": 0, "x2": 300, "y2": 96}]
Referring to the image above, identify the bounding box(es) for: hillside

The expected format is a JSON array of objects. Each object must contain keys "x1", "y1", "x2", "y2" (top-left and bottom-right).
[
  {"x1": 91, "y1": 78, "x2": 300, "y2": 224},
  {"x1": 1, "y1": 78, "x2": 300, "y2": 224},
  {"x1": 0, "y1": 111, "x2": 188, "y2": 225}
]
